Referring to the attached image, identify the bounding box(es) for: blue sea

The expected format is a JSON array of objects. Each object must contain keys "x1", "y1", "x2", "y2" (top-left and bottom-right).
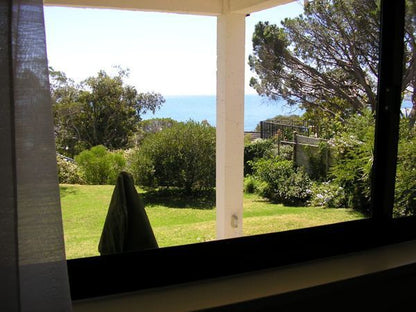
[{"x1": 141, "y1": 94, "x2": 303, "y2": 131}]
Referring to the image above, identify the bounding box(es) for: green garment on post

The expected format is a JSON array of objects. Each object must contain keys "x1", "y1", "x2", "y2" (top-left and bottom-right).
[{"x1": 98, "y1": 172, "x2": 158, "y2": 255}]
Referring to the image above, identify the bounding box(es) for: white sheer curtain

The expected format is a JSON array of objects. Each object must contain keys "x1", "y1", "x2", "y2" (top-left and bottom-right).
[{"x1": 0, "y1": 0, "x2": 72, "y2": 311}]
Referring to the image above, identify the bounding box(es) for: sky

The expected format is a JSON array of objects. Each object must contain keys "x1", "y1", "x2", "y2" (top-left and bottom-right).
[{"x1": 44, "y1": 1, "x2": 304, "y2": 96}]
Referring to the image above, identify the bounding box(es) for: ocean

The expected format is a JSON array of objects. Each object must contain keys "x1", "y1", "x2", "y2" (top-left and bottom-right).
[{"x1": 141, "y1": 94, "x2": 303, "y2": 131}]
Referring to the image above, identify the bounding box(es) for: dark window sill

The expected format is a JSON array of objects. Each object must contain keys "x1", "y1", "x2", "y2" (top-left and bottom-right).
[{"x1": 67, "y1": 216, "x2": 416, "y2": 300}]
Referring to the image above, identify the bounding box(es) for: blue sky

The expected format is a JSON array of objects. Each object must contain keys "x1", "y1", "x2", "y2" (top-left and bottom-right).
[{"x1": 44, "y1": 2, "x2": 304, "y2": 96}]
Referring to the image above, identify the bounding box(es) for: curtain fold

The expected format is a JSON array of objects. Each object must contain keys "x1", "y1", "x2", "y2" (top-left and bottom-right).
[{"x1": 0, "y1": 0, "x2": 72, "y2": 311}]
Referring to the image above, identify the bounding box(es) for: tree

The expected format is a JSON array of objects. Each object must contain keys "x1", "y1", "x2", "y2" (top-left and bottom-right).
[
  {"x1": 49, "y1": 68, "x2": 83, "y2": 156},
  {"x1": 404, "y1": 0, "x2": 416, "y2": 127},
  {"x1": 50, "y1": 68, "x2": 165, "y2": 156},
  {"x1": 249, "y1": 0, "x2": 416, "y2": 125}
]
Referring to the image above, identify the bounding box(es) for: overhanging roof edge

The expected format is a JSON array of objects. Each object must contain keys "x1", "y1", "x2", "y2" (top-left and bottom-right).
[
  {"x1": 43, "y1": 0, "x2": 223, "y2": 16},
  {"x1": 230, "y1": 0, "x2": 296, "y2": 15}
]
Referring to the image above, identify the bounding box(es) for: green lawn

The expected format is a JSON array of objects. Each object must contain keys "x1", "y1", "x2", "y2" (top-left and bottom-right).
[{"x1": 60, "y1": 184, "x2": 365, "y2": 259}]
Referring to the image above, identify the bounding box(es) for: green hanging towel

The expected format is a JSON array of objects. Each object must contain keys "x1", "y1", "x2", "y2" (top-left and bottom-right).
[{"x1": 98, "y1": 172, "x2": 158, "y2": 255}]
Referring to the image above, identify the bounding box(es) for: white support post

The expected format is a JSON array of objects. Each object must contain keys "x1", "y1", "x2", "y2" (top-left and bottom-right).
[{"x1": 216, "y1": 12, "x2": 245, "y2": 239}]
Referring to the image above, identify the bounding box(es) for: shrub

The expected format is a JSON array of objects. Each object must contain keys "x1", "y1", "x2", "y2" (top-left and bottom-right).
[
  {"x1": 277, "y1": 143, "x2": 293, "y2": 161},
  {"x1": 326, "y1": 111, "x2": 416, "y2": 216},
  {"x1": 329, "y1": 110, "x2": 374, "y2": 214},
  {"x1": 134, "y1": 118, "x2": 178, "y2": 145},
  {"x1": 308, "y1": 181, "x2": 347, "y2": 208},
  {"x1": 244, "y1": 139, "x2": 276, "y2": 176},
  {"x1": 244, "y1": 175, "x2": 259, "y2": 194},
  {"x1": 125, "y1": 149, "x2": 156, "y2": 188},
  {"x1": 56, "y1": 155, "x2": 84, "y2": 184},
  {"x1": 252, "y1": 157, "x2": 312, "y2": 206},
  {"x1": 302, "y1": 141, "x2": 328, "y2": 181},
  {"x1": 394, "y1": 121, "x2": 416, "y2": 217},
  {"x1": 127, "y1": 120, "x2": 216, "y2": 193},
  {"x1": 75, "y1": 145, "x2": 126, "y2": 185}
]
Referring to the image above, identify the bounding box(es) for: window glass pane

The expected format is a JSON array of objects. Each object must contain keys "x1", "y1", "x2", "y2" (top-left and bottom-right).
[
  {"x1": 394, "y1": 1, "x2": 416, "y2": 218},
  {"x1": 45, "y1": 1, "x2": 378, "y2": 259},
  {"x1": 45, "y1": 7, "x2": 217, "y2": 259},
  {"x1": 244, "y1": 1, "x2": 376, "y2": 234}
]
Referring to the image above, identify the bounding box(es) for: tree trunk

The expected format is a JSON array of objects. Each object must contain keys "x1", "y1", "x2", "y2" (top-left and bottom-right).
[
  {"x1": 409, "y1": 105, "x2": 416, "y2": 129},
  {"x1": 409, "y1": 83, "x2": 416, "y2": 129}
]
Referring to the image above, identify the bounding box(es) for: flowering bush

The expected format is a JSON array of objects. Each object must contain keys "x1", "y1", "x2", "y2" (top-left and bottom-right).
[
  {"x1": 252, "y1": 158, "x2": 312, "y2": 206},
  {"x1": 56, "y1": 155, "x2": 84, "y2": 184},
  {"x1": 308, "y1": 181, "x2": 347, "y2": 208},
  {"x1": 329, "y1": 110, "x2": 374, "y2": 214}
]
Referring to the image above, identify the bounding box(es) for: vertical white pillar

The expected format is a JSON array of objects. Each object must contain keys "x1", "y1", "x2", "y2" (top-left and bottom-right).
[{"x1": 216, "y1": 11, "x2": 245, "y2": 239}]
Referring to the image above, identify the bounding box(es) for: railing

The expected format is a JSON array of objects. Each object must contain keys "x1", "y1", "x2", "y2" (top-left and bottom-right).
[{"x1": 260, "y1": 121, "x2": 309, "y2": 140}]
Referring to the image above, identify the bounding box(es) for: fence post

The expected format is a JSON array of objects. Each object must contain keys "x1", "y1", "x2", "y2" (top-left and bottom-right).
[
  {"x1": 276, "y1": 129, "x2": 282, "y2": 155},
  {"x1": 293, "y1": 131, "x2": 298, "y2": 165},
  {"x1": 260, "y1": 121, "x2": 264, "y2": 139},
  {"x1": 325, "y1": 141, "x2": 330, "y2": 177}
]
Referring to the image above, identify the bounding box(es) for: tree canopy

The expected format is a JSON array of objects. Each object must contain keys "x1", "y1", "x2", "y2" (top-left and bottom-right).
[
  {"x1": 249, "y1": 0, "x2": 416, "y2": 125},
  {"x1": 50, "y1": 68, "x2": 165, "y2": 156}
]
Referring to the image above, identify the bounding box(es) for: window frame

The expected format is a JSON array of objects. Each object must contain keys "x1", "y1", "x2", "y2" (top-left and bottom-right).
[{"x1": 67, "y1": 0, "x2": 416, "y2": 300}]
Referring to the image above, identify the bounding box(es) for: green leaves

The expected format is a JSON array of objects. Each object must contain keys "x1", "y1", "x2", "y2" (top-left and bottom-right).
[
  {"x1": 50, "y1": 68, "x2": 165, "y2": 156},
  {"x1": 127, "y1": 121, "x2": 216, "y2": 194},
  {"x1": 329, "y1": 110, "x2": 375, "y2": 214},
  {"x1": 249, "y1": 0, "x2": 380, "y2": 115},
  {"x1": 252, "y1": 158, "x2": 312, "y2": 206},
  {"x1": 75, "y1": 145, "x2": 126, "y2": 185}
]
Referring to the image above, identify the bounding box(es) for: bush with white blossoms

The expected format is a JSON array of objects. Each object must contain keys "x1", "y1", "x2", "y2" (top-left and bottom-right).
[{"x1": 308, "y1": 181, "x2": 347, "y2": 208}]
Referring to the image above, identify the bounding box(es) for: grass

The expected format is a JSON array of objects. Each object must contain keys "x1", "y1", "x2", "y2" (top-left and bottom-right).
[{"x1": 60, "y1": 185, "x2": 365, "y2": 259}]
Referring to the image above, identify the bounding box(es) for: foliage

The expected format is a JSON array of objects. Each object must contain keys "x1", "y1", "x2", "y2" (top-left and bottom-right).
[
  {"x1": 252, "y1": 158, "x2": 312, "y2": 206},
  {"x1": 49, "y1": 68, "x2": 83, "y2": 157},
  {"x1": 127, "y1": 121, "x2": 216, "y2": 193},
  {"x1": 403, "y1": 0, "x2": 416, "y2": 127},
  {"x1": 75, "y1": 145, "x2": 126, "y2": 185},
  {"x1": 308, "y1": 181, "x2": 347, "y2": 208},
  {"x1": 249, "y1": 0, "x2": 416, "y2": 125},
  {"x1": 328, "y1": 112, "x2": 416, "y2": 216},
  {"x1": 303, "y1": 140, "x2": 331, "y2": 181},
  {"x1": 277, "y1": 143, "x2": 294, "y2": 161},
  {"x1": 244, "y1": 133, "x2": 253, "y2": 145},
  {"x1": 244, "y1": 139, "x2": 276, "y2": 176},
  {"x1": 134, "y1": 118, "x2": 178, "y2": 146},
  {"x1": 56, "y1": 155, "x2": 84, "y2": 184},
  {"x1": 254, "y1": 115, "x2": 304, "y2": 131},
  {"x1": 394, "y1": 121, "x2": 416, "y2": 216},
  {"x1": 249, "y1": 1, "x2": 379, "y2": 115},
  {"x1": 255, "y1": 115, "x2": 308, "y2": 142},
  {"x1": 125, "y1": 148, "x2": 156, "y2": 188},
  {"x1": 50, "y1": 68, "x2": 165, "y2": 157},
  {"x1": 244, "y1": 175, "x2": 260, "y2": 194},
  {"x1": 329, "y1": 111, "x2": 375, "y2": 214},
  {"x1": 302, "y1": 107, "x2": 345, "y2": 139}
]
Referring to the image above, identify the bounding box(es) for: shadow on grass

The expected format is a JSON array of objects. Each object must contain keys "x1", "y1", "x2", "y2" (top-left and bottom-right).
[
  {"x1": 141, "y1": 188, "x2": 215, "y2": 210},
  {"x1": 59, "y1": 185, "x2": 79, "y2": 198}
]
